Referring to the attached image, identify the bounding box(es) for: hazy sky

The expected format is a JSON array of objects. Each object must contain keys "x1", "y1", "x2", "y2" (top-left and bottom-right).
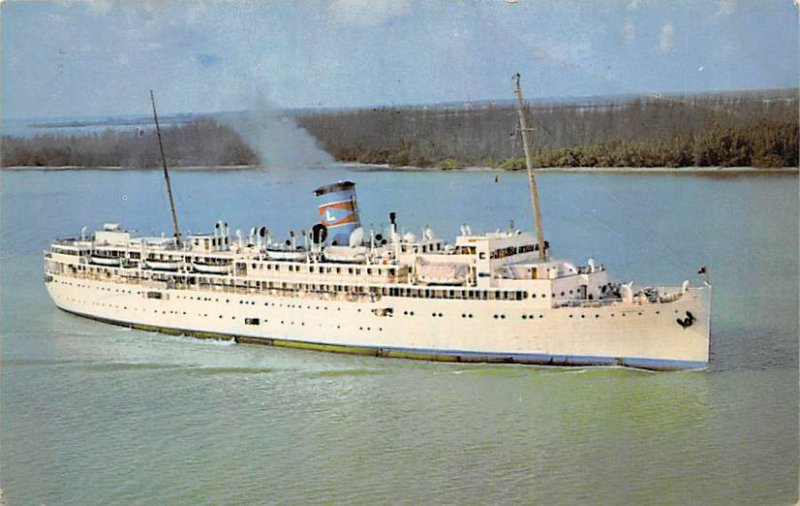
[{"x1": 2, "y1": 0, "x2": 797, "y2": 119}]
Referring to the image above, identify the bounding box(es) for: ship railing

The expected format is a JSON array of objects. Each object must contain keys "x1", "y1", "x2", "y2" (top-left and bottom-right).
[
  {"x1": 53, "y1": 237, "x2": 80, "y2": 245},
  {"x1": 554, "y1": 290, "x2": 685, "y2": 309},
  {"x1": 555, "y1": 299, "x2": 621, "y2": 308},
  {"x1": 575, "y1": 265, "x2": 606, "y2": 275}
]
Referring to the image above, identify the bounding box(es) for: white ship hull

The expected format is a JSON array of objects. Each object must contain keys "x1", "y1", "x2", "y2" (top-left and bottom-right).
[{"x1": 46, "y1": 273, "x2": 710, "y2": 370}]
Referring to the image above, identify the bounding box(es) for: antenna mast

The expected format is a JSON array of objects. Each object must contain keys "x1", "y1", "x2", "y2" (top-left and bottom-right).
[
  {"x1": 513, "y1": 73, "x2": 546, "y2": 261},
  {"x1": 150, "y1": 90, "x2": 182, "y2": 248}
]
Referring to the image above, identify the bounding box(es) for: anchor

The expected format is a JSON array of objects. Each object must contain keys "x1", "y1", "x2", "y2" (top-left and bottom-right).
[{"x1": 676, "y1": 310, "x2": 696, "y2": 329}]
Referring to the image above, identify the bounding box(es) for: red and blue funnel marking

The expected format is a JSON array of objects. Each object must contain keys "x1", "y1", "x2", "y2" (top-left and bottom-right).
[{"x1": 314, "y1": 181, "x2": 361, "y2": 246}]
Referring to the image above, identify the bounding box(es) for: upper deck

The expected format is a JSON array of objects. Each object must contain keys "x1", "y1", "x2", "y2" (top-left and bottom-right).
[{"x1": 44, "y1": 217, "x2": 690, "y2": 312}]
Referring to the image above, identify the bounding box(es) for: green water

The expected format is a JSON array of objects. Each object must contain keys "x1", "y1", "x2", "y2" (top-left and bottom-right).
[{"x1": 1, "y1": 167, "x2": 797, "y2": 504}]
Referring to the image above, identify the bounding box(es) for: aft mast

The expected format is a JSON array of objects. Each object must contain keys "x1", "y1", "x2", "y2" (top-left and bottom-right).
[
  {"x1": 150, "y1": 90, "x2": 183, "y2": 248},
  {"x1": 513, "y1": 73, "x2": 546, "y2": 261}
]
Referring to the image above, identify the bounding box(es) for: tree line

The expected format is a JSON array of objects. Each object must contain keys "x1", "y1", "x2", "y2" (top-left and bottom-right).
[
  {"x1": 1, "y1": 119, "x2": 257, "y2": 168},
  {"x1": 296, "y1": 90, "x2": 797, "y2": 168},
  {"x1": 2, "y1": 90, "x2": 797, "y2": 169}
]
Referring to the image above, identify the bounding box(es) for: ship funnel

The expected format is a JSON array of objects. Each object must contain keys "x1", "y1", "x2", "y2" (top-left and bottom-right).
[{"x1": 314, "y1": 181, "x2": 361, "y2": 246}]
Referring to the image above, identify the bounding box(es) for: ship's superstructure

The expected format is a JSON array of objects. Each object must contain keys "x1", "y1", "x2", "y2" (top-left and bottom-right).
[{"x1": 42, "y1": 79, "x2": 712, "y2": 370}]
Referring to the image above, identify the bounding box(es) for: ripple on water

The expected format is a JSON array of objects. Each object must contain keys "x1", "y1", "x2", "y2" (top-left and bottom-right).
[
  {"x1": 184, "y1": 366, "x2": 276, "y2": 375},
  {"x1": 77, "y1": 362, "x2": 184, "y2": 373}
]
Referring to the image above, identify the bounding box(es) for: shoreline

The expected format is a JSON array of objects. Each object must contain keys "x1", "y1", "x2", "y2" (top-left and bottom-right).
[
  {"x1": 1, "y1": 163, "x2": 797, "y2": 174},
  {"x1": 0, "y1": 164, "x2": 258, "y2": 171},
  {"x1": 344, "y1": 162, "x2": 799, "y2": 174}
]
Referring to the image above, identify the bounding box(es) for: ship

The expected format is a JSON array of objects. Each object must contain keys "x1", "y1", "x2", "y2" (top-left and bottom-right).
[{"x1": 43, "y1": 78, "x2": 712, "y2": 371}]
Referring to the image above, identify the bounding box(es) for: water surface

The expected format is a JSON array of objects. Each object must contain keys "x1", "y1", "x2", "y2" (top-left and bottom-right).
[{"x1": 1, "y1": 167, "x2": 797, "y2": 504}]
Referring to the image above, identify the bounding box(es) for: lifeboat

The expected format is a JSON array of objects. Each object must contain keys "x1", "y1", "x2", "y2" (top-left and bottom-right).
[
  {"x1": 322, "y1": 245, "x2": 368, "y2": 263},
  {"x1": 145, "y1": 259, "x2": 183, "y2": 271},
  {"x1": 265, "y1": 247, "x2": 307, "y2": 261},
  {"x1": 90, "y1": 254, "x2": 121, "y2": 266},
  {"x1": 192, "y1": 260, "x2": 233, "y2": 274}
]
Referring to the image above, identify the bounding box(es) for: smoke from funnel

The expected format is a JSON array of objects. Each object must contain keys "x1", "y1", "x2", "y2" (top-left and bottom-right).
[{"x1": 223, "y1": 95, "x2": 333, "y2": 171}]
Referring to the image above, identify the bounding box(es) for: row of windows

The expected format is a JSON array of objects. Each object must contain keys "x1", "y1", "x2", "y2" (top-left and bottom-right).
[
  {"x1": 52, "y1": 247, "x2": 81, "y2": 256},
  {"x1": 489, "y1": 244, "x2": 536, "y2": 260},
  {"x1": 387, "y1": 287, "x2": 529, "y2": 301},
  {"x1": 53, "y1": 278, "x2": 674, "y2": 319},
  {"x1": 401, "y1": 242, "x2": 443, "y2": 254},
  {"x1": 59, "y1": 288, "x2": 667, "y2": 324},
  {"x1": 256, "y1": 263, "x2": 399, "y2": 277},
  {"x1": 57, "y1": 263, "x2": 547, "y2": 303}
]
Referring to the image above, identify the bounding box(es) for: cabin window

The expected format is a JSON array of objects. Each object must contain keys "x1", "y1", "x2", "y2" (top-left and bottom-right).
[{"x1": 479, "y1": 252, "x2": 486, "y2": 259}]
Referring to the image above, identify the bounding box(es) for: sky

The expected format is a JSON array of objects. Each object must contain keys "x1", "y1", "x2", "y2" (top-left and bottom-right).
[{"x1": 1, "y1": 0, "x2": 798, "y2": 120}]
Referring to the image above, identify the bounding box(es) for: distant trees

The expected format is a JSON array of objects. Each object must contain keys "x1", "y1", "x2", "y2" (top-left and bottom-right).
[
  {"x1": 1, "y1": 119, "x2": 257, "y2": 168},
  {"x1": 494, "y1": 121, "x2": 799, "y2": 169},
  {"x1": 296, "y1": 91, "x2": 798, "y2": 169},
  {"x1": 2, "y1": 90, "x2": 797, "y2": 169}
]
